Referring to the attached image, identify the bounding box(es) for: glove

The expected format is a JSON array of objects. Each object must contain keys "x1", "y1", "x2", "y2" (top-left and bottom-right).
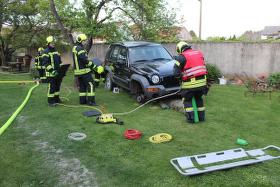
[
  {"x1": 87, "y1": 61, "x2": 95, "y2": 70},
  {"x1": 96, "y1": 66, "x2": 104, "y2": 74},
  {"x1": 52, "y1": 70, "x2": 58, "y2": 77},
  {"x1": 173, "y1": 67, "x2": 181, "y2": 79}
]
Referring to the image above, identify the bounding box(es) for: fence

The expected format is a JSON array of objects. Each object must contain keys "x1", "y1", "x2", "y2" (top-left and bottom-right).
[{"x1": 50, "y1": 42, "x2": 280, "y2": 76}]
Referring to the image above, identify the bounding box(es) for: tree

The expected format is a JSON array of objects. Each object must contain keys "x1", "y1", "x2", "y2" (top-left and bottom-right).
[
  {"x1": 48, "y1": 0, "x2": 127, "y2": 51},
  {"x1": 206, "y1": 36, "x2": 226, "y2": 41},
  {"x1": 0, "y1": 0, "x2": 49, "y2": 66},
  {"x1": 49, "y1": 0, "x2": 74, "y2": 45},
  {"x1": 189, "y1": 30, "x2": 198, "y2": 40},
  {"x1": 0, "y1": 0, "x2": 179, "y2": 65},
  {"x1": 47, "y1": 0, "x2": 178, "y2": 51},
  {"x1": 228, "y1": 35, "x2": 237, "y2": 41},
  {"x1": 119, "y1": 0, "x2": 178, "y2": 41}
]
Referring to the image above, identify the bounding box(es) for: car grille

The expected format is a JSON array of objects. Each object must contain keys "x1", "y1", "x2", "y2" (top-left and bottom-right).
[{"x1": 161, "y1": 76, "x2": 180, "y2": 88}]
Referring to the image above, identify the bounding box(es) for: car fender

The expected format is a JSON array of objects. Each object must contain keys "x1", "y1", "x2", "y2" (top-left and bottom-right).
[{"x1": 130, "y1": 74, "x2": 150, "y2": 94}]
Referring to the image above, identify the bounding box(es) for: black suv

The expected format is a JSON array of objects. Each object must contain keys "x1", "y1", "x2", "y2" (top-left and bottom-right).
[{"x1": 104, "y1": 41, "x2": 180, "y2": 103}]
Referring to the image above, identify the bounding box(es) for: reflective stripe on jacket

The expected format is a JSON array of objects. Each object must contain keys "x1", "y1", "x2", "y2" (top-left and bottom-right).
[
  {"x1": 180, "y1": 49, "x2": 207, "y2": 89},
  {"x1": 181, "y1": 49, "x2": 207, "y2": 81},
  {"x1": 35, "y1": 56, "x2": 45, "y2": 69},
  {"x1": 181, "y1": 75, "x2": 207, "y2": 89},
  {"x1": 72, "y1": 45, "x2": 91, "y2": 75},
  {"x1": 42, "y1": 47, "x2": 61, "y2": 77}
]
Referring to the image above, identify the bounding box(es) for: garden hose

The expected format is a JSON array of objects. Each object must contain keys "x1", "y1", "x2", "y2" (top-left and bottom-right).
[
  {"x1": 149, "y1": 133, "x2": 172, "y2": 143},
  {"x1": 64, "y1": 85, "x2": 75, "y2": 98},
  {"x1": 111, "y1": 89, "x2": 181, "y2": 116},
  {"x1": 124, "y1": 129, "x2": 142, "y2": 140},
  {"x1": 0, "y1": 81, "x2": 39, "y2": 136},
  {"x1": 56, "y1": 90, "x2": 181, "y2": 124},
  {"x1": 60, "y1": 96, "x2": 70, "y2": 102},
  {"x1": 68, "y1": 132, "x2": 87, "y2": 141},
  {"x1": 56, "y1": 103, "x2": 104, "y2": 114}
]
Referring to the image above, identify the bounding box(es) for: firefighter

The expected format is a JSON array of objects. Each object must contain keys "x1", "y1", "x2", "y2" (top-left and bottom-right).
[
  {"x1": 92, "y1": 57, "x2": 105, "y2": 87},
  {"x1": 42, "y1": 36, "x2": 63, "y2": 106},
  {"x1": 173, "y1": 41, "x2": 208, "y2": 123},
  {"x1": 72, "y1": 34, "x2": 104, "y2": 106},
  {"x1": 34, "y1": 47, "x2": 47, "y2": 83}
]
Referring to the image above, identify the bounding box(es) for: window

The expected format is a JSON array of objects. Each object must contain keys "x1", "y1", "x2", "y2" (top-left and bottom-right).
[
  {"x1": 118, "y1": 47, "x2": 127, "y2": 61},
  {"x1": 129, "y1": 45, "x2": 172, "y2": 64},
  {"x1": 110, "y1": 46, "x2": 120, "y2": 63}
]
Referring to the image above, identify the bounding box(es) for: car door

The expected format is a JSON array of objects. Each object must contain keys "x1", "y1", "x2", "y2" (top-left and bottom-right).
[
  {"x1": 116, "y1": 47, "x2": 130, "y2": 89},
  {"x1": 106, "y1": 45, "x2": 122, "y2": 85},
  {"x1": 106, "y1": 45, "x2": 126, "y2": 88}
]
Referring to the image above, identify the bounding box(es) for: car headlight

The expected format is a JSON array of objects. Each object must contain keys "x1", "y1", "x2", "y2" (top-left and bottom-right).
[{"x1": 151, "y1": 75, "x2": 160, "y2": 84}]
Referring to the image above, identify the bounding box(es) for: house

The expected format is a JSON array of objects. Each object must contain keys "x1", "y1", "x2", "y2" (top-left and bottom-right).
[
  {"x1": 158, "y1": 26, "x2": 192, "y2": 41},
  {"x1": 241, "y1": 30, "x2": 261, "y2": 41},
  {"x1": 175, "y1": 26, "x2": 192, "y2": 41},
  {"x1": 261, "y1": 26, "x2": 280, "y2": 40}
]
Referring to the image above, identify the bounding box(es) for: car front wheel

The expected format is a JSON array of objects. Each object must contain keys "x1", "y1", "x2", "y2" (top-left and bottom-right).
[{"x1": 136, "y1": 93, "x2": 146, "y2": 104}]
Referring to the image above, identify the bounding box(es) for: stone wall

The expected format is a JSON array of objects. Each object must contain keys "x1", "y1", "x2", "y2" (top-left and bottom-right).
[{"x1": 57, "y1": 42, "x2": 280, "y2": 76}]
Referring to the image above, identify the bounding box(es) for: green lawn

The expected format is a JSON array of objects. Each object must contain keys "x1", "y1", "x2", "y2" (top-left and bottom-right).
[{"x1": 0, "y1": 73, "x2": 280, "y2": 187}]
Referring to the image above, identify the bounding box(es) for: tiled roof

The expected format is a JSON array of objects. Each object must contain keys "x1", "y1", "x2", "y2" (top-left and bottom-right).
[{"x1": 261, "y1": 26, "x2": 280, "y2": 35}]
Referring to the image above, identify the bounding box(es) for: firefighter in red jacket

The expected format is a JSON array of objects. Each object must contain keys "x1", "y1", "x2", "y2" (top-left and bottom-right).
[{"x1": 174, "y1": 42, "x2": 208, "y2": 123}]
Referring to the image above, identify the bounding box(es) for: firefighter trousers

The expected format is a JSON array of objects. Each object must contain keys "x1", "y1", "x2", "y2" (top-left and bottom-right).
[
  {"x1": 38, "y1": 69, "x2": 47, "y2": 83},
  {"x1": 181, "y1": 86, "x2": 208, "y2": 123},
  {"x1": 47, "y1": 76, "x2": 62, "y2": 104},
  {"x1": 77, "y1": 73, "x2": 95, "y2": 104}
]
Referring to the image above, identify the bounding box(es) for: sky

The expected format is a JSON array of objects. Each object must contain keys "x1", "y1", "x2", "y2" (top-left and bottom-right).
[{"x1": 169, "y1": 0, "x2": 280, "y2": 39}]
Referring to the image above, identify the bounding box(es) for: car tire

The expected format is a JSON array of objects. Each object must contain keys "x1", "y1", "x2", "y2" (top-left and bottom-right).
[
  {"x1": 105, "y1": 73, "x2": 115, "y2": 91},
  {"x1": 133, "y1": 82, "x2": 146, "y2": 104},
  {"x1": 136, "y1": 93, "x2": 146, "y2": 104}
]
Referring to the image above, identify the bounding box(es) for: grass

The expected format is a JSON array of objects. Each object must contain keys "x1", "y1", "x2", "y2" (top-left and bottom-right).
[{"x1": 0, "y1": 72, "x2": 280, "y2": 187}]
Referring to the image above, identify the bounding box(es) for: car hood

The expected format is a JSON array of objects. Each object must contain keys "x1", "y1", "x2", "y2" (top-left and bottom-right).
[{"x1": 131, "y1": 59, "x2": 176, "y2": 76}]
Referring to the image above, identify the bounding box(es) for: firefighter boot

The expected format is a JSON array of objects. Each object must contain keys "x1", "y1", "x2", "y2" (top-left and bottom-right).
[
  {"x1": 186, "y1": 112, "x2": 195, "y2": 123},
  {"x1": 198, "y1": 111, "x2": 205, "y2": 122},
  {"x1": 48, "y1": 97, "x2": 57, "y2": 107},
  {"x1": 54, "y1": 95, "x2": 62, "y2": 103},
  {"x1": 87, "y1": 96, "x2": 98, "y2": 106}
]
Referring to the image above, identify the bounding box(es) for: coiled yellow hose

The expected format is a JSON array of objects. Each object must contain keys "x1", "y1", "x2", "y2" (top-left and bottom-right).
[{"x1": 149, "y1": 133, "x2": 172, "y2": 143}]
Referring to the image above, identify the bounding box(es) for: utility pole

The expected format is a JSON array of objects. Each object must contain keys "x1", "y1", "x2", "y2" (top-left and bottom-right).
[{"x1": 198, "y1": 0, "x2": 202, "y2": 39}]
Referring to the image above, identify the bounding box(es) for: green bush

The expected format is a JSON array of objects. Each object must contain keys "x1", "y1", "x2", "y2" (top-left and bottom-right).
[
  {"x1": 206, "y1": 63, "x2": 222, "y2": 83},
  {"x1": 268, "y1": 72, "x2": 280, "y2": 89}
]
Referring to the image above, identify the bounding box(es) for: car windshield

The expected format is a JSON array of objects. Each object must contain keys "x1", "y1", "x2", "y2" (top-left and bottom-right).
[{"x1": 129, "y1": 45, "x2": 172, "y2": 64}]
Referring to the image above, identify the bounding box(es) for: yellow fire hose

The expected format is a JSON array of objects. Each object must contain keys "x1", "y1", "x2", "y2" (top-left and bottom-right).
[
  {"x1": 0, "y1": 81, "x2": 39, "y2": 136},
  {"x1": 0, "y1": 79, "x2": 178, "y2": 134},
  {"x1": 149, "y1": 133, "x2": 172, "y2": 143},
  {"x1": 0, "y1": 80, "x2": 36, "y2": 84}
]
